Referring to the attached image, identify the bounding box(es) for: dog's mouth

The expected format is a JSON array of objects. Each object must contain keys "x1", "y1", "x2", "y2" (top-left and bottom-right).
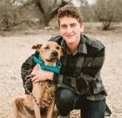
[
  {"x1": 40, "y1": 99, "x2": 50, "y2": 108},
  {"x1": 46, "y1": 58, "x2": 58, "y2": 62}
]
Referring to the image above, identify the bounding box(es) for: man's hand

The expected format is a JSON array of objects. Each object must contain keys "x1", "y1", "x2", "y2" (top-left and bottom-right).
[{"x1": 31, "y1": 64, "x2": 54, "y2": 83}]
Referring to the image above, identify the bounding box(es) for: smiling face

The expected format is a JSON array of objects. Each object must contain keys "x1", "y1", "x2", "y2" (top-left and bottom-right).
[
  {"x1": 57, "y1": 5, "x2": 84, "y2": 48},
  {"x1": 59, "y1": 16, "x2": 84, "y2": 44}
]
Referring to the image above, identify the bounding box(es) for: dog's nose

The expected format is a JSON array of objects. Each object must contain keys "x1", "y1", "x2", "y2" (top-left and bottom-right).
[{"x1": 52, "y1": 51, "x2": 58, "y2": 57}]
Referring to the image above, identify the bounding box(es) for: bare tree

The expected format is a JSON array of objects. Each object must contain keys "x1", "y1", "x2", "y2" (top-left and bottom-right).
[
  {"x1": 0, "y1": 0, "x2": 38, "y2": 31},
  {"x1": 33, "y1": 0, "x2": 71, "y2": 26},
  {"x1": 94, "y1": 0, "x2": 122, "y2": 30},
  {"x1": 0, "y1": 0, "x2": 17, "y2": 31},
  {"x1": 79, "y1": 0, "x2": 94, "y2": 22}
]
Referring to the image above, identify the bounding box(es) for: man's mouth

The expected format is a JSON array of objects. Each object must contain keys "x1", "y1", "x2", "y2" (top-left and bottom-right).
[{"x1": 66, "y1": 34, "x2": 74, "y2": 37}]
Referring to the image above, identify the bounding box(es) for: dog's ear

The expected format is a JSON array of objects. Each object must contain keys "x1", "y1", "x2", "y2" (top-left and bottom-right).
[
  {"x1": 61, "y1": 47, "x2": 66, "y2": 56},
  {"x1": 32, "y1": 44, "x2": 42, "y2": 51}
]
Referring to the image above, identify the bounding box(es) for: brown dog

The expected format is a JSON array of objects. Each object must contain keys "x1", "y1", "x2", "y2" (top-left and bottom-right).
[{"x1": 12, "y1": 41, "x2": 63, "y2": 118}]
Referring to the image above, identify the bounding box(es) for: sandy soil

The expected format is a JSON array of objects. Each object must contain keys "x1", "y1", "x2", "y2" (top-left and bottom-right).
[{"x1": 0, "y1": 29, "x2": 122, "y2": 118}]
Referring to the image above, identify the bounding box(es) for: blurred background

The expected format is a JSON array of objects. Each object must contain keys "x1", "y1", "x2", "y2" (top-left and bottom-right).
[
  {"x1": 0, "y1": 0, "x2": 122, "y2": 118},
  {"x1": 0, "y1": 0, "x2": 122, "y2": 32}
]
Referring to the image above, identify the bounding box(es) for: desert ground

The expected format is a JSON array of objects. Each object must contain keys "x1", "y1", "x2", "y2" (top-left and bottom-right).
[{"x1": 0, "y1": 24, "x2": 122, "y2": 118}]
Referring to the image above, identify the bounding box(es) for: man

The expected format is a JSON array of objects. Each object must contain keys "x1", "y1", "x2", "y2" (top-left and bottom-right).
[{"x1": 21, "y1": 5, "x2": 111, "y2": 118}]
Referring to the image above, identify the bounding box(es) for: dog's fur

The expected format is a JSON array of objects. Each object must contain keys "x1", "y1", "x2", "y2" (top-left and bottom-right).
[{"x1": 12, "y1": 41, "x2": 63, "y2": 118}]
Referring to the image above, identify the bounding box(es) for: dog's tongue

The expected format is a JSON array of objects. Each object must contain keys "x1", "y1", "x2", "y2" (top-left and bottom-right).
[{"x1": 40, "y1": 100, "x2": 49, "y2": 108}]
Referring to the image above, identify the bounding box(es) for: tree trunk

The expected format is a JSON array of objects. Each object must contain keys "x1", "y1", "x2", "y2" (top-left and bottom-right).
[
  {"x1": 33, "y1": 0, "x2": 71, "y2": 26},
  {"x1": 102, "y1": 21, "x2": 111, "y2": 30}
]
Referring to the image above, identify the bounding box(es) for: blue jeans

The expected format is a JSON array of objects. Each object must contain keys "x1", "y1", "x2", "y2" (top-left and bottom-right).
[{"x1": 55, "y1": 88, "x2": 106, "y2": 118}]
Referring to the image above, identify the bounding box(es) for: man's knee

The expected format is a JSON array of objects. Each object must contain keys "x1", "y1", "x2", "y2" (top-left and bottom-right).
[
  {"x1": 55, "y1": 88, "x2": 76, "y2": 115},
  {"x1": 56, "y1": 88, "x2": 76, "y2": 104}
]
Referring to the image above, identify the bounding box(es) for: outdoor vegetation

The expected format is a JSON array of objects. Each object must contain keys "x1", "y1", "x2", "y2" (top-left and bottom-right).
[{"x1": 0, "y1": 0, "x2": 122, "y2": 31}]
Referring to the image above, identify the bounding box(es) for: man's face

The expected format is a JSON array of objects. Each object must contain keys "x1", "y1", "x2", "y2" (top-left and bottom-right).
[{"x1": 59, "y1": 16, "x2": 84, "y2": 44}]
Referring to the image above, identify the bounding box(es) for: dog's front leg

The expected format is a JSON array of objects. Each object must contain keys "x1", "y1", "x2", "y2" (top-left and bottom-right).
[
  {"x1": 33, "y1": 83, "x2": 43, "y2": 118},
  {"x1": 12, "y1": 98, "x2": 20, "y2": 118},
  {"x1": 47, "y1": 97, "x2": 55, "y2": 118}
]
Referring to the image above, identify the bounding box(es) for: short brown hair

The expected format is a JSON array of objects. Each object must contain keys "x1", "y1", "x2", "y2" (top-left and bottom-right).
[{"x1": 57, "y1": 5, "x2": 83, "y2": 25}]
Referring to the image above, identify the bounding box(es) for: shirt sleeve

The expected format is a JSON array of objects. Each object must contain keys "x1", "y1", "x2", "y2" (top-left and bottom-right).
[{"x1": 21, "y1": 51, "x2": 38, "y2": 84}]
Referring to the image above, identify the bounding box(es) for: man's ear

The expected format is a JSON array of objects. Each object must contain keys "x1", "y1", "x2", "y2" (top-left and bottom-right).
[
  {"x1": 32, "y1": 44, "x2": 42, "y2": 51},
  {"x1": 80, "y1": 23, "x2": 84, "y2": 32}
]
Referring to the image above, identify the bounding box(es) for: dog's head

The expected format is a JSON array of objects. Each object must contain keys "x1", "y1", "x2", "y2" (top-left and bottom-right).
[{"x1": 32, "y1": 41, "x2": 64, "y2": 66}]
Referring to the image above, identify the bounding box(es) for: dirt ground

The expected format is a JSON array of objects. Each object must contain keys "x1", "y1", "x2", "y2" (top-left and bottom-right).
[{"x1": 0, "y1": 27, "x2": 122, "y2": 118}]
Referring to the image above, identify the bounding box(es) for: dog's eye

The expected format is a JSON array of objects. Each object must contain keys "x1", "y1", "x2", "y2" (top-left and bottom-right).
[
  {"x1": 56, "y1": 46, "x2": 60, "y2": 50},
  {"x1": 44, "y1": 46, "x2": 49, "y2": 49}
]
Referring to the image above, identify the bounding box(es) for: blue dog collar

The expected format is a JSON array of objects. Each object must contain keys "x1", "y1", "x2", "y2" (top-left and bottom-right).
[{"x1": 33, "y1": 56, "x2": 62, "y2": 74}]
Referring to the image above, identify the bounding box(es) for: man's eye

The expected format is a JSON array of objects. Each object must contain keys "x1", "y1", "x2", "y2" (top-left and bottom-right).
[
  {"x1": 71, "y1": 24, "x2": 76, "y2": 27},
  {"x1": 61, "y1": 25, "x2": 67, "y2": 29}
]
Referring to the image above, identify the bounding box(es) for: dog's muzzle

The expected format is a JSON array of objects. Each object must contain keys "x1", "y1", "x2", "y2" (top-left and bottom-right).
[{"x1": 47, "y1": 50, "x2": 59, "y2": 62}]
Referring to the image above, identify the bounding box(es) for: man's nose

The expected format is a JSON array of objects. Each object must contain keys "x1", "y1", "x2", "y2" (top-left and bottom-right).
[{"x1": 66, "y1": 26, "x2": 72, "y2": 33}]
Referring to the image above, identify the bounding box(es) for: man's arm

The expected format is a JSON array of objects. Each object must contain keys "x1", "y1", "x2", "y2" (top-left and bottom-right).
[
  {"x1": 21, "y1": 51, "x2": 38, "y2": 84},
  {"x1": 31, "y1": 64, "x2": 54, "y2": 82},
  {"x1": 21, "y1": 51, "x2": 54, "y2": 94}
]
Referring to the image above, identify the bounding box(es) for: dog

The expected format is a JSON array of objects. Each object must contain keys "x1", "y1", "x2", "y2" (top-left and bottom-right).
[{"x1": 12, "y1": 41, "x2": 64, "y2": 118}]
